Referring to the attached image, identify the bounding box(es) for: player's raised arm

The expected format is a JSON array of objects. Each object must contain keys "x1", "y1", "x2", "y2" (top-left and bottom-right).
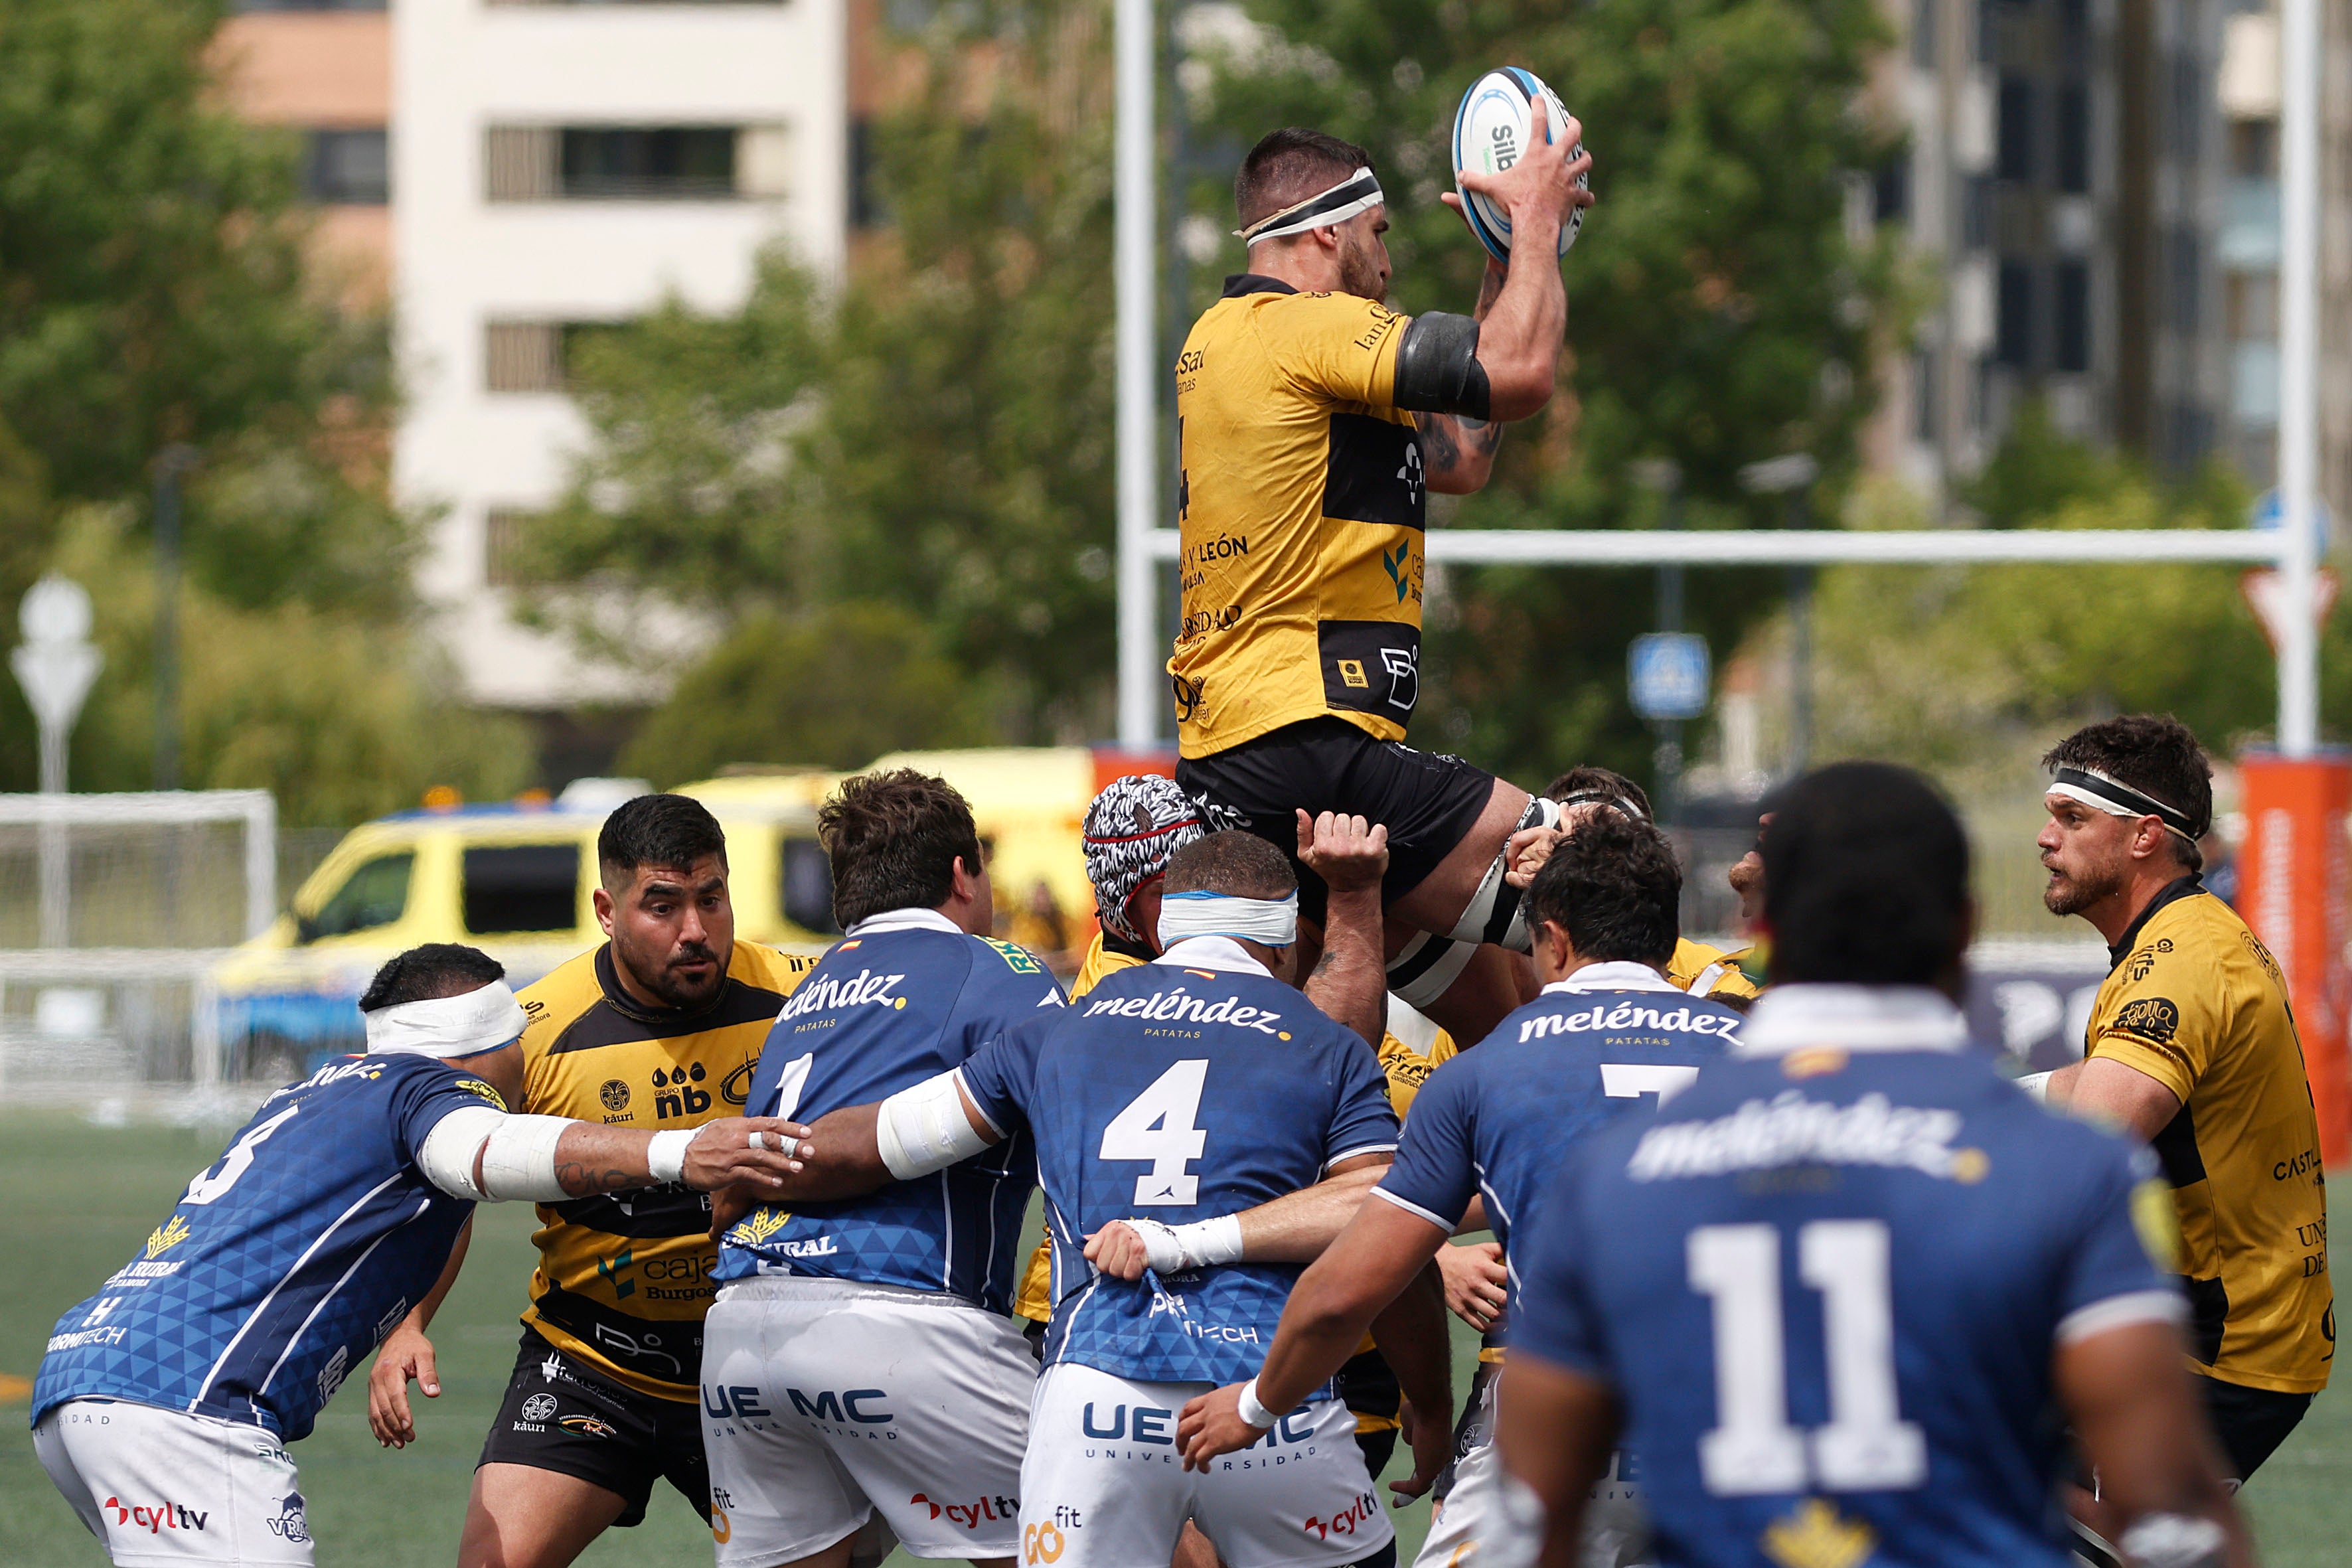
[
  {"x1": 1441, "y1": 94, "x2": 1591, "y2": 424},
  {"x1": 1298, "y1": 809, "x2": 1391, "y2": 1046}
]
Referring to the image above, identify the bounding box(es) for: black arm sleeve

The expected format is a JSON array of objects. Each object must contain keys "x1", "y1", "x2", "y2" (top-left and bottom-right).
[{"x1": 1391, "y1": 311, "x2": 1493, "y2": 421}]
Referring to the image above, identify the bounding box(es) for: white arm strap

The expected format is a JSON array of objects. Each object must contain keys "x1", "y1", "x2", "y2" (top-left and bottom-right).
[
  {"x1": 876, "y1": 1070, "x2": 993, "y2": 1182},
  {"x1": 2017, "y1": 1071, "x2": 2056, "y2": 1103},
  {"x1": 416, "y1": 1105, "x2": 506, "y2": 1201}
]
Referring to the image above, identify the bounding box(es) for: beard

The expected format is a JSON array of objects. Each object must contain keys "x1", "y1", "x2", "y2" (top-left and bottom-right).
[
  {"x1": 1338, "y1": 235, "x2": 1386, "y2": 302},
  {"x1": 2043, "y1": 856, "x2": 2125, "y2": 918},
  {"x1": 619, "y1": 937, "x2": 726, "y2": 1010}
]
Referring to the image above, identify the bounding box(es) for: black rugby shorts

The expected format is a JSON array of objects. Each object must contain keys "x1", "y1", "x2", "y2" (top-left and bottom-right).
[
  {"x1": 1176, "y1": 718, "x2": 1498, "y2": 926},
  {"x1": 477, "y1": 1326, "x2": 709, "y2": 1529}
]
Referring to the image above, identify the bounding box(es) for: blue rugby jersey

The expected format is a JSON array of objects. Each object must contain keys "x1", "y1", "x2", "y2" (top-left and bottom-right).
[
  {"x1": 1510, "y1": 986, "x2": 2181, "y2": 1568},
  {"x1": 33, "y1": 1054, "x2": 499, "y2": 1439},
  {"x1": 956, "y1": 936, "x2": 1400, "y2": 1385},
  {"x1": 714, "y1": 907, "x2": 1065, "y2": 1308},
  {"x1": 1375, "y1": 963, "x2": 1740, "y2": 1307}
]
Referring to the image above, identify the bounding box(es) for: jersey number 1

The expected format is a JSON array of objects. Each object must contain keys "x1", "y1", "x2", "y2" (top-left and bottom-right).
[
  {"x1": 1687, "y1": 1219, "x2": 1926, "y2": 1494},
  {"x1": 1101, "y1": 1059, "x2": 1209, "y2": 1206}
]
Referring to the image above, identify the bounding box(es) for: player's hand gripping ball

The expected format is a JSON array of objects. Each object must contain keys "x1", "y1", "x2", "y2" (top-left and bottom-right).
[{"x1": 1452, "y1": 66, "x2": 1587, "y2": 262}]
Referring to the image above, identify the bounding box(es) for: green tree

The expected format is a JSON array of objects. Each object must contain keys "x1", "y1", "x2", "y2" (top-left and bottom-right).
[
  {"x1": 620, "y1": 604, "x2": 998, "y2": 782},
  {"x1": 0, "y1": 0, "x2": 508, "y2": 814},
  {"x1": 528, "y1": 0, "x2": 1119, "y2": 742},
  {"x1": 38, "y1": 508, "x2": 530, "y2": 827},
  {"x1": 1190, "y1": 0, "x2": 1905, "y2": 787}
]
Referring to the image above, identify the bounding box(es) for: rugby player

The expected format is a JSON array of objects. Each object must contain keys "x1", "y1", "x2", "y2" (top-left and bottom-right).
[
  {"x1": 372, "y1": 794, "x2": 817, "y2": 1568},
  {"x1": 31, "y1": 945, "x2": 808, "y2": 1567},
  {"x1": 767, "y1": 828, "x2": 1450, "y2": 1568},
  {"x1": 1036, "y1": 774, "x2": 1450, "y2": 1490},
  {"x1": 1535, "y1": 767, "x2": 1760, "y2": 1006},
  {"x1": 2029, "y1": 716, "x2": 2333, "y2": 1486},
  {"x1": 1495, "y1": 763, "x2": 2250, "y2": 1568},
  {"x1": 1178, "y1": 811, "x2": 1740, "y2": 1568},
  {"x1": 1170, "y1": 113, "x2": 1595, "y2": 1048},
  {"x1": 698, "y1": 768, "x2": 1067, "y2": 1568}
]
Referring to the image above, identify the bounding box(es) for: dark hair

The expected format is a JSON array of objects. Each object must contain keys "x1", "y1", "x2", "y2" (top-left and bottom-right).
[
  {"x1": 2043, "y1": 714, "x2": 2213, "y2": 870},
  {"x1": 1523, "y1": 811, "x2": 1681, "y2": 967},
  {"x1": 360, "y1": 943, "x2": 507, "y2": 1012},
  {"x1": 1235, "y1": 128, "x2": 1377, "y2": 231},
  {"x1": 1165, "y1": 830, "x2": 1298, "y2": 900},
  {"x1": 599, "y1": 793, "x2": 728, "y2": 890},
  {"x1": 1543, "y1": 766, "x2": 1653, "y2": 821},
  {"x1": 821, "y1": 769, "x2": 984, "y2": 927},
  {"x1": 1761, "y1": 762, "x2": 1970, "y2": 986}
]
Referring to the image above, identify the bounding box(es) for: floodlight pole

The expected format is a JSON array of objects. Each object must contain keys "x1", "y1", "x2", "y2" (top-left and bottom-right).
[
  {"x1": 1114, "y1": 0, "x2": 1159, "y2": 749},
  {"x1": 2278, "y1": 0, "x2": 2321, "y2": 757}
]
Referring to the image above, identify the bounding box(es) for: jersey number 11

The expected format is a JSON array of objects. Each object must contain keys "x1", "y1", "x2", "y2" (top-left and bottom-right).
[{"x1": 1688, "y1": 1219, "x2": 1927, "y2": 1495}]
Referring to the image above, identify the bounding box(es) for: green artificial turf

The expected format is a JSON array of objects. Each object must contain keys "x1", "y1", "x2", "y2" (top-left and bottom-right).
[{"x1": 1, "y1": 1112, "x2": 2341, "y2": 1565}]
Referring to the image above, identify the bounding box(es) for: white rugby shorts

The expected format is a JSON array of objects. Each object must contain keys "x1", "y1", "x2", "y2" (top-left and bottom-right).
[
  {"x1": 1412, "y1": 1392, "x2": 1649, "y2": 1568},
  {"x1": 702, "y1": 1277, "x2": 1035, "y2": 1565},
  {"x1": 1021, "y1": 1362, "x2": 1395, "y2": 1568},
  {"x1": 33, "y1": 1398, "x2": 314, "y2": 1566}
]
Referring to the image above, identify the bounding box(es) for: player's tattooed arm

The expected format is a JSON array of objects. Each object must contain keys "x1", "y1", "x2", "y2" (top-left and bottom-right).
[
  {"x1": 1298, "y1": 809, "x2": 1390, "y2": 1048},
  {"x1": 1421, "y1": 410, "x2": 1506, "y2": 496}
]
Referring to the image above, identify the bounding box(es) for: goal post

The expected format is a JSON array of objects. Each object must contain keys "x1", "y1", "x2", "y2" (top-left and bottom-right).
[{"x1": 0, "y1": 790, "x2": 275, "y2": 1106}]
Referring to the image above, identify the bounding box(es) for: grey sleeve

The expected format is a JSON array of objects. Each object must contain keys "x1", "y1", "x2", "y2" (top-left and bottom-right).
[{"x1": 1391, "y1": 311, "x2": 1493, "y2": 420}]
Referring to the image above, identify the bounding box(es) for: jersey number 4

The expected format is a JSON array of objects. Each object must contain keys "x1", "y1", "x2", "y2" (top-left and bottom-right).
[
  {"x1": 1101, "y1": 1060, "x2": 1210, "y2": 1206},
  {"x1": 1688, "y1": 1219, "x2": 1926, "y2": 1495}
]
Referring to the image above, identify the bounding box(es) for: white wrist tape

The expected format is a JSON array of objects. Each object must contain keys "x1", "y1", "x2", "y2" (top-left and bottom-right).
[
  {"x1": 2117, "y1": 1514, "x2": 2227, "y2": 1568},
  {"x1": 1235, "y1": 1377, "x2": 1278, "y2": 1430},
  {"x1": 477, "y1": 1113, "x2": 578, "y2": 1202},
  {"x1": 877, "y1": 1070, "x2": 991, "y2": 1182},
  {"x1": 1117, "y1": 1215, "x2": 1243, "y2": 1273},
  {"x1": 2017, "y1": 1071, "x2": 2055, "y2": 1103},
  {"x1": 415, "y1": 1105, "x2": 506, "y2": 1201},
  {"x1": 647, "y1": 1130, "x2": 694, "y2": 1186}
]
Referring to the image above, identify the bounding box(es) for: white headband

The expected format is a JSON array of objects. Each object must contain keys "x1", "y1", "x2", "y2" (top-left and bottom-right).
[
  {"x1": 2047, "y1": 765, "x2": 2201, "y2": 844},
  {"x1": 363, "y1": 980, "x2": 528, "y2": 1059},
  {"x1": 1157, "y1": 889, "x2": 1300, "y2": 949},
  {"x1": 1236, "y1": 169, "x2": 1385, "y2": 246}
]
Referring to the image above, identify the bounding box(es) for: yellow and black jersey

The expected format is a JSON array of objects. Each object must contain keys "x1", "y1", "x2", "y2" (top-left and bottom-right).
[
  {"x1": 2085, "y1": 879, "x2": 2332, "y2": 1393},
  {"x1": 1667, "y1": 937, "x2": 1763, "y2": 1006},
  {"x1": 1170, "y1": 275, "x2": 1427, "y2": 758},
  {"x1": 516, "y1": 940, "x2": 817, "y2": 1401}
]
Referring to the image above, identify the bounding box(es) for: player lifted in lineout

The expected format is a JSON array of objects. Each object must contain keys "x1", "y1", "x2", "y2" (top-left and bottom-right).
[
  {"x1": 31, "y1": 945, "x2": 810, "y2": 1568},
  {"x1": 744, "y1": 828, "x2": 1455, "y2": 1568},
  {"x1": 1179, "y1": 811, "x2": 1743, "y2": 1568},
  {"x1": 1169, "y1": 105, "x2": 1593, "y2": 1048}
]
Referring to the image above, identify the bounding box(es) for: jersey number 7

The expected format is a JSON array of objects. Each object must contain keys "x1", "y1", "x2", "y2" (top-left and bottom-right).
[
  {"x1": 1688, "y1": 1219, "x2": 1926, "y2": 1495},
  {"x1": 1100, "y1": 1060, "x2": 1210, "y2": 1206}
]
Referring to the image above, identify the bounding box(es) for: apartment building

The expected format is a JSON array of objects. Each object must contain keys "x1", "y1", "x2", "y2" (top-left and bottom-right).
[
  {"x1": 1867, "y1": 0, "x2": 2230, "y2": 489},
  {"x1": 215, "y1": 0, "x2": 849, "y2": 724}
]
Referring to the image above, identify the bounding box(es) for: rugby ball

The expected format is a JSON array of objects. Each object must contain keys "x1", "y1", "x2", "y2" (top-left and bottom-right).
[{"x1": 1452, "y1": 67, "x2": 1585, "y2": 262}]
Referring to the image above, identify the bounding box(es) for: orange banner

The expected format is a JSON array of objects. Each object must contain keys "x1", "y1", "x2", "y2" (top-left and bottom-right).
[{"x1": 2238, "y1": 753, "x2": 2352, "y2": 1166}]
